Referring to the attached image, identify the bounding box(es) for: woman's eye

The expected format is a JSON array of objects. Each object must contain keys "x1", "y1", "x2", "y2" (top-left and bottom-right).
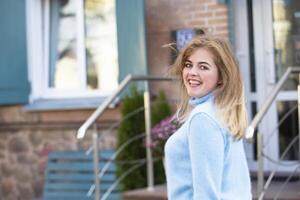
[
  {"x1": 199, "y1": 65, "x2": 208, "y2": 70},
  {"x1": 184, "y1": 63, "x2": 192, "y2": 68}
]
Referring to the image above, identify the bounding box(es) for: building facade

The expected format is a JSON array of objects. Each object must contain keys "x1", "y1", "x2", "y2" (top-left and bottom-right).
[{"x1": 0, "y1": 0, "x2": 299, "y2": 199}]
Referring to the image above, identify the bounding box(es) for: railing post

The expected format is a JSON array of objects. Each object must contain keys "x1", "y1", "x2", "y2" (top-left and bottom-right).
[
  {"x1": 257, "y1": 132, "x2": 264, "y2": 200},
  {"x1": 93, "y1": 124, "x2": 100, "y2": 200},
  {"x1": 144, "y1": 91, "x2": 154, "y2": 191}
]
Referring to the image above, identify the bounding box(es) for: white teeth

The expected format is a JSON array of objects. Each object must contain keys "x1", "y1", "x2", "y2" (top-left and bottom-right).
[{"x1": 188, "y1": 79, "x2": 201, "y2": 85}]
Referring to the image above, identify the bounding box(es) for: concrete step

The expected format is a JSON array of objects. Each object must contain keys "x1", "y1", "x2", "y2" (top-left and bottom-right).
[
  {"x1": 252, "y1": 179, "x2": 300, "y2": 200},
  {"x1": 122, "y1": 185, "x2": 167, "y2": 200},
  {"x1": 122, "y1": 180, "x2": 300, "y2": 200}
]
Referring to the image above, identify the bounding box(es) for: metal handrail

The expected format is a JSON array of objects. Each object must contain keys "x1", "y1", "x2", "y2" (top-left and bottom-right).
[
  {"x1": 84, "y1": 106, "x2": 145, "y2": 155},
  {"x1": 76, "y1": 74, "x2": 175, "y2": 200},
  {"x1": 259, "y1": 135, "x2": 300, "y2": 200},
  {"x1": 243, "y1": 66, "x2": 300, "y2": 199},
  {"x1": 264, "y1": 104, "x2": 298, "y2": 147},
  {"x1": 273, "y1": 164, "x2": 300, "y2": 200},
  {"x1": 245, "y1": 67, "x2": 300, "y2": 139},
  {"x1": 77, "y1": 74, "x2": 174, "y2": 139},
  {"x1": 101, "y1": 157, "x2": 162, "y2": 200}
]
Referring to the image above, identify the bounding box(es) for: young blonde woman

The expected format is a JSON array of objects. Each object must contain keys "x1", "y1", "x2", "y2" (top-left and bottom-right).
[{"x1": 164, "y1": 34, "x2": 252, "y2": 199}]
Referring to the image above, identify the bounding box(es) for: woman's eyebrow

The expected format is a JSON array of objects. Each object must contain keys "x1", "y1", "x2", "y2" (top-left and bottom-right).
[
  {"x1": 185, "y1": 60, "x2": 211, "y2": 67},
  {"x1": 185, "y1": 59, "x2": 210, "y2": 65},
  {"x1": 197, "y1": 61, "x2": 210, "y2": 66}
]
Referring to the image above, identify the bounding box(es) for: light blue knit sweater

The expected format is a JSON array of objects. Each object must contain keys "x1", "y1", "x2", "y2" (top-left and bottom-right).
[{"x1": 164, "y1": 93, "x2": 252, "y2": 200}]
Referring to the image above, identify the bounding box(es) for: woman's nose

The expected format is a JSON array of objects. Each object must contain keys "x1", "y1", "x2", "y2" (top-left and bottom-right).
[{"x1": 188, "y1": 66, "x2": 198, "y2": 76}]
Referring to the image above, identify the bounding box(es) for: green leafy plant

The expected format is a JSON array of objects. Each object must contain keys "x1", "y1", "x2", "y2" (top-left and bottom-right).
[{"x1": 116, "y1": 86, "x2": 172, "y2": 191}]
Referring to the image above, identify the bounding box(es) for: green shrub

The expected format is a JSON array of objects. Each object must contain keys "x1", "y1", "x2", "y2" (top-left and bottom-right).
[
  {"x1": 150, "y1": 90, "x2": 172, "y2": 184},
  {"x1": 151, "y1": 90, "x2": 172, "y2": 125},
  {"x1": 116, "y1": 85, "x2": 172, "y2": 191}
]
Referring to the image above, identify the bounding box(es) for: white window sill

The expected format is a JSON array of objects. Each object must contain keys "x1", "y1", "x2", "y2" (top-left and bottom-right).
[{"x1": 24, "y1": 97, "x2": 109, "y2": 112}]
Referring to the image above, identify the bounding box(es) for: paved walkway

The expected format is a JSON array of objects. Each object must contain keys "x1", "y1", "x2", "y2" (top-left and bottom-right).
[
  {"x1": 252, "y1": 180, "x2": 300, "y2": 200},
  {"x1": 122, "y1": 180, "x2": 300, "y2": 200}
]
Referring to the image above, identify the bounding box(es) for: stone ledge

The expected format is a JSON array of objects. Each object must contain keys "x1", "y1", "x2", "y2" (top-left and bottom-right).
[{"x1": 123, "y1": 185, "x2": 167, "y2": 200}]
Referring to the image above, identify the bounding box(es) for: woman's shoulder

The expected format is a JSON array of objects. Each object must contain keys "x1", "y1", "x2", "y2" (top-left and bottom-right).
[
  {"x1": 188, "y1": 101, "x2": 229, "y2": 134},
  {"x1": 189, "y1": 100, "x2": 216, "y2": 120}
]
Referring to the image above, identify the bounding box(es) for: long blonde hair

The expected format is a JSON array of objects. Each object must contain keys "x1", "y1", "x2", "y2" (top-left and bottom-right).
[{"x1": 170, "y1": 35, "x2": 248, "y2": 139}]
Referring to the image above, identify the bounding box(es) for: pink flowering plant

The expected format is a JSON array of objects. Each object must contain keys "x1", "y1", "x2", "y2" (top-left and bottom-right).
[{"x1": 148, "y1": 116, "x2": 179, "y2": 157}]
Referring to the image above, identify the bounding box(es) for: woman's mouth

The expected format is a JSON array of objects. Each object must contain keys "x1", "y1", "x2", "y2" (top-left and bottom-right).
[{"x1": 188, "y1": 79, "x2": 202, "y2": 87}]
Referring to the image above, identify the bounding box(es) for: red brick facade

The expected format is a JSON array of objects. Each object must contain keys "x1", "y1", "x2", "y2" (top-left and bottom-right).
[{"x1": 145, "y1": 0, "x2": 229, "y2": 98}]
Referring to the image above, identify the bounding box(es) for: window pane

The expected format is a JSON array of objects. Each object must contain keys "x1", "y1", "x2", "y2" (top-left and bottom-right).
[
  {"x1": 247, "y1": 0, "x2": 256, "y2": 92},
  {"x1": 277, "y1": 101, "x2": 299, "y2": 160},
  {"x1": 272, "y1": 0, "x2": 300, "y2": 90},
  {"x1": 49, "y1": 0, "x2": 80, "y2": 89},
  {"x1": 85, "y1": 0, "x2": 119, "y2": 91}
]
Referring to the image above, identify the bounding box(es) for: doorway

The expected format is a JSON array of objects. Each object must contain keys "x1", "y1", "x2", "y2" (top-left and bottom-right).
[{"x1": 235, "y1": 0, "x2": 300, "y2": 173}]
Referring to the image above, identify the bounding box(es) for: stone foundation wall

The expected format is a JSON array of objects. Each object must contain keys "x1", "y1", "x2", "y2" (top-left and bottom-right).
[{"x1": 0, "y1": 106, "x2": 119, "y2": 200}]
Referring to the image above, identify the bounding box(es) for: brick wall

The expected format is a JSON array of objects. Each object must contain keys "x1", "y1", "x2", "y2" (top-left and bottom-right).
[{"x1": 146, "y1": 0, "x2": 229, "y2": 99}]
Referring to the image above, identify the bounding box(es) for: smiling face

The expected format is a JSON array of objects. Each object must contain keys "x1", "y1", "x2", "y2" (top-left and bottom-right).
[{"x1": 182, "y1": 48, "x2": 220, "y2": 98}]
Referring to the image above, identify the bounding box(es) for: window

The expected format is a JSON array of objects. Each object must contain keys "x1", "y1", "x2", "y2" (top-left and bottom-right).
[{"x1": 27, "y1": 0, "x2": 119, "y2": 102}]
